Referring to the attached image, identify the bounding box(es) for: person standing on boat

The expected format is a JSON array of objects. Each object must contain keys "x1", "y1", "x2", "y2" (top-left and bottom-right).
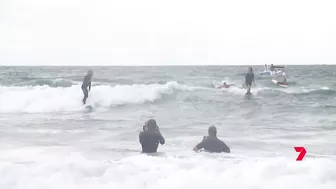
[{"x1": 264, "y1": 64, "x2": 268, "y2": 72}]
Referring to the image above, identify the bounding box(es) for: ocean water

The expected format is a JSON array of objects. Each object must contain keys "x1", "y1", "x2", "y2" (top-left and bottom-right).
[{"x1": 0, "y1": 65, "x2": 336, "y2": 189}]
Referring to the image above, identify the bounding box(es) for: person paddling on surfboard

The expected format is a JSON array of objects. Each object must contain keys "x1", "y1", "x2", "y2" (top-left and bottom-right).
[
  {"x1": 218, "y1": 82, "x2": 234, "y2": 89},
  {"x1": 81, "y1": 70, "x2": 93, "y2": 104},
  {"x1": 277, "y1": 78, "x2": 288, "y2": 85},
  {"x1": 245, "y1": 67, "x2": 255, "y2": 94}
]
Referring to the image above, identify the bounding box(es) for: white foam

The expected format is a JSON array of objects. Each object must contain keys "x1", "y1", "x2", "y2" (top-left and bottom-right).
[
  {"x1": 266, "y1": 86, "x2": 332, "y2": 95},
  {"x1": 212, "y1": 79, "x2": 333, "y2": 96},
  {"x1": 212, "y1": 79, "x2": 267, "y2": 96},
  {"x1": 0, "y1": 81, "x2": 193, "y2": 113},
  {"x1": 0, "y1": 147, "x2": 335, "y2": 189}
]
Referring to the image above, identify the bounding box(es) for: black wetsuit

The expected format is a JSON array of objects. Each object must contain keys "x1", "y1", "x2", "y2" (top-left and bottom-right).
[
  {"x1": 139, "y1": 131, "x2": 165, "y2": 153},
  {"x1": 245, "y1": 72, "x2": 254, "y2": 86},
  {"x1": 195, "y1": 136, "x2": 230, "y2": 153},
  {"x1": 245, "y1": 72, "x2": 254, "y2": 94},
  {"x1": 81, "y1": 75, "x2": 91, "y2": 104}
]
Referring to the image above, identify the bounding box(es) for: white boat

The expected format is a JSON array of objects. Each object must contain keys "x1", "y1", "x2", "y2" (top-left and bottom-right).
[{"x1": 259, "y1": 70, "x2": 286, "y2": 76}]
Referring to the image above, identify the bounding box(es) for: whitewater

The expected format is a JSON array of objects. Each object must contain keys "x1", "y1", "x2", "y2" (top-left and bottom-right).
[{"x1": 0, "y1": 65, "x2": 336, "y2": 189}]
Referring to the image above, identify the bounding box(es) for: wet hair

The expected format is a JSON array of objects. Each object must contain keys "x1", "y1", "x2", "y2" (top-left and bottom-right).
[
  {"x1": 146, "y1": 119, "x2": 158, "y2": 131},
  {"x1": 208, "y1": 126, "x2": 217, "y2": 137}
]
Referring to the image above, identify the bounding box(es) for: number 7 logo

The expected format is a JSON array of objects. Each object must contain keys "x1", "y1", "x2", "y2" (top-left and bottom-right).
[{"x1": 294, "y1": 147, "x2": 307, "y2": 161}]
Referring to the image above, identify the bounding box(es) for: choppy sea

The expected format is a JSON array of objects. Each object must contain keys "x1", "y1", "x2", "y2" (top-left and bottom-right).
[{"x1": 0, "y1": 65, "x2": 336, "y2": 189}]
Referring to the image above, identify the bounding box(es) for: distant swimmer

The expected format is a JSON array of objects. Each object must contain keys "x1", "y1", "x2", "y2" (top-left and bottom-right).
[
  {"x1": 193, "y1": 126, "x2": 230, "y2": 153},
  {"x1": 139, "y1": 119, "x2": 165, "y2": 153},
  {"x1": 245, "y1": 67, "x2": 255, "y2": 94},
  {"x1": 81, "y1": 70, "x2": 93, "y2": 104},
  {"x1": 218, "y1": 82, "x2": 235, "y2": 89}
]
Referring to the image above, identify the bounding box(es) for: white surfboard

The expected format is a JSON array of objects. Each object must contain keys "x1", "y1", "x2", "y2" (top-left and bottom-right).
[{"x1": 272, "y1": 79, "x2": 288, "y2": 88}]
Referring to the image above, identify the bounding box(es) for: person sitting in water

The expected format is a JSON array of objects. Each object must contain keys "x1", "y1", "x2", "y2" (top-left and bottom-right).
[
  {"x1": 193, "y1": 126, "x2": 230, "y2": 153},
  {"x1": 218, "y1": 82, "x2": 234, "y2": 89},
  {"x1": 139, "y1": 119, "x2": 165, "y2": 153},
  {"x1": 81, "y1": 70, "x2": 93, "y2": 104},
  {"x1": 277, "y1": 78, "x2": 288, "y2": 85}
]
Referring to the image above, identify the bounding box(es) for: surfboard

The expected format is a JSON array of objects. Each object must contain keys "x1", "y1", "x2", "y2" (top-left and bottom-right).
[
  {"x1": 244, "y1": 92, "x2": 253, "y2": 100},
  {"x1": 272, "y1": 79, "x2": 288, "y2": 88},
  {"x1": 84, "y1": 104, "x2": 93, "y2": 110},
  {"x1": 218, "y1": 84, "x2": 234, "y2": 89}
]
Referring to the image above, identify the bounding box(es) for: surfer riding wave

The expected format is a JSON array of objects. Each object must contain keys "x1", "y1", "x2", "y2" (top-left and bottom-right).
[
  {"x1": 245, "y1": 67, "x2": 255, "y2": 94},
  {"x1": 81, "y1": 70, "x2": 93, "y2": 104}
]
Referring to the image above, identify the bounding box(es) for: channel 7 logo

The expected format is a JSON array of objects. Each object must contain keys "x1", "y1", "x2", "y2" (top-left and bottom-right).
[{"x1": 294, "y1": 147, "x2": 306, "y2": 161}]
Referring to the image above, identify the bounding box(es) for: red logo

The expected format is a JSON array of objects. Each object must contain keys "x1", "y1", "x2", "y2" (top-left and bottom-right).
[{"x1": 294, "y1": 147, "x2": 307, "y2": 161}]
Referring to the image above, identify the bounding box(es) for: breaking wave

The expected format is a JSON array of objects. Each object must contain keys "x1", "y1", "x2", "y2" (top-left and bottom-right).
[{"x1": 0, "y1": 81, "x2": 193, "y2": 113}]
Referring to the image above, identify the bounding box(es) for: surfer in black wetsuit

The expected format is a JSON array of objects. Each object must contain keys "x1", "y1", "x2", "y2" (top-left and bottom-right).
[
  {"x1": 81, "y1": 70, "x2": 93, "y2": 104},
  {"x1": 139, "y1": 119, "x2": 165, "y2": 153},
  {"x1": 193, "y1": 126, "x2": 230, "y2": 153},
  {"x1": 245, "y1": 67, "x2": 255, "y2": 94}
]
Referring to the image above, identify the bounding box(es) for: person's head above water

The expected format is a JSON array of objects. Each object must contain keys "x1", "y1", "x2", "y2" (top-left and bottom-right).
[
  {"x1": 223, "y1": 82, "x2": 227, "y2": 85},
  {"x1": 208, "y1": 126, "x2": 217, "y2": 137},
  {"x1": 145, "y1": 119, "x2": 158, "y2": 132},
  {"x1": 87, "y1": 70, "x2": 93, "y2": 76},
  {"x1": 248, "y1": 67, "x2": 253, "y2": 73}
]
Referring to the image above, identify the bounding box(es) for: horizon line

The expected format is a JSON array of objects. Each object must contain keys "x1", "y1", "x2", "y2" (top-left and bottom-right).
[{"x1": 1, "y1": 63, "x2": 335, "y2": 67}]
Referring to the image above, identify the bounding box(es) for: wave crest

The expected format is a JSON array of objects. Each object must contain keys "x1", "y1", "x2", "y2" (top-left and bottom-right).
[{"x1": 0, "y1": 81, "x2": 192, "y2": 113}]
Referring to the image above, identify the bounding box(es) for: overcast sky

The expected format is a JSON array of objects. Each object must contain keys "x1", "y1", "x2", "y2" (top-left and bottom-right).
[{"x1": 0, "y1": 0, "x2": 335, "y2": 66}]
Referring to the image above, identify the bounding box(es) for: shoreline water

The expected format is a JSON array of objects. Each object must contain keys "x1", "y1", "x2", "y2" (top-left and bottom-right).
[{"x1": 0, "y1": 66, "x2": 335, "y2": 189}]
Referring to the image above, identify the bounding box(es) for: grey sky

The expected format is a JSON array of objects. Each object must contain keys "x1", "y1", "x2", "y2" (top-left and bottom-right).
[{"x1": 1, "y1": 0, "x2": 335, "y2": 65}]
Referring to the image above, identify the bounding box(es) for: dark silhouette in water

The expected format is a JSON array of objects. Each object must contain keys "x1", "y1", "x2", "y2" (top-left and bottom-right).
[
  {"x1": 193, "y1": 126, "x2": 230, "y2": 153},
  {"x1": 81, "y1": 70, "x2": 93, "y2": 104},
  {"x1": 139, "y1": 119, "x2": 165, "y2": 153},
  {"x1": 245, "y1": 67, "x2": 255, "y2": 94}
]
